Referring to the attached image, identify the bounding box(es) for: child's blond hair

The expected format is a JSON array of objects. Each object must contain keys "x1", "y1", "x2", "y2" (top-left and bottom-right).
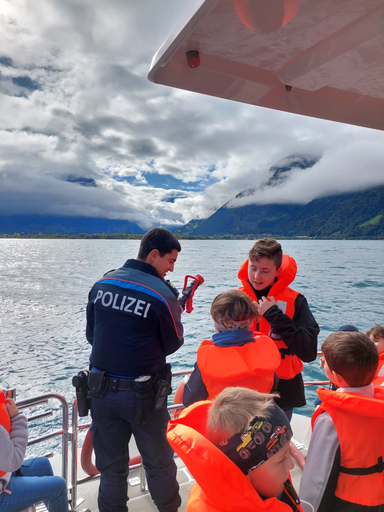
[
  {"x1": 321, "y1": 331, "x2": 378, "y2": 387},
  {"x1": 206, "y1": 387, "x2": 278, "y2": 445},
  {"x1": 210, "y1": 290, "x2": 259, "y2": 324}
]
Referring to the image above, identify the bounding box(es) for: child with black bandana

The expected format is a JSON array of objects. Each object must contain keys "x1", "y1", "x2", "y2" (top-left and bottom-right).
[
  {"x1": 182, "y1": 289, "x2": 280, "y2": 407},
  {"x1": 168, "y1": 387, "x2": 305, "y2": 512}
]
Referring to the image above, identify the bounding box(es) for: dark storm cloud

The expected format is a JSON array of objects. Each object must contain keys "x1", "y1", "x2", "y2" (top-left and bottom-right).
[
  {"x1": 104, "y1": 64, "x2": 146, "y2": 92},
  {"x1": 0, "y1": 166, "x2": 150, "y2": 226},
  {"x1": 51, "y1": 108, "x2": 73, "y2": 118},
  {"x1": 128, "y1": 138, "x2": 161, "y2": 158},
  {"x1": 74, "y1": 119, "x2": 102, "y2": 139}
]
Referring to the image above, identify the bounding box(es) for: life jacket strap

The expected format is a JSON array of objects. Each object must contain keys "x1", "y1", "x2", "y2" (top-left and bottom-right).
[
  {"x1": 279, "y1": 347, "x2": 291, "y2": 359},
  {"x1": 339, "y1": 456, "x2": 384, "y2": 476}
]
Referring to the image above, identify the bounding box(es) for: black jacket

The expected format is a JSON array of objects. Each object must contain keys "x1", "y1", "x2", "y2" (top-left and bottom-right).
[
  {"x1": 253, "y1": 283, "x2": 319, "y2": 409},
  {"x1": 86, "y1": 259, "x2": 184, "y2": 377}
]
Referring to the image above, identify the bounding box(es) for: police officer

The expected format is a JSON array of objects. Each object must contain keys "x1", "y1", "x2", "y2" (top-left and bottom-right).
[{"x1": 86, "y1": 227, "x2": 184, "y2": 512}]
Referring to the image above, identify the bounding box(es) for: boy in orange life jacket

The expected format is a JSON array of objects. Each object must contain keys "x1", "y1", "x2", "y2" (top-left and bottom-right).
[
  {"x1": 167, "y1": 387, "x2": 303, "y2": 512},
  {"x1": 183, "y1": 289, "x2": 280, "y2": 406},
  {"x1": 299, "y1": 332, "x2": 384, "y2": 512},
  {"x1": 238, "y1": 238, "x2": 319, "y2": 420},
  {"x1": 366, "y1": 324, "x2": 384, "y2": 379}
]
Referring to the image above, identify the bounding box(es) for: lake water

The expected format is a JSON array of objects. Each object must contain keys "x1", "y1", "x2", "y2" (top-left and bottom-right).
[{"x1": 1, "y1": 239, "x2": 383, "y2": 452}]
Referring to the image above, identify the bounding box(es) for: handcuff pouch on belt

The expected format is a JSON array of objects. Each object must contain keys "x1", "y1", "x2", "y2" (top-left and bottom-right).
[
  {"x1": 88, "y1": 370, "x2": 109, "y2": 398},
  {"x1": 134, "y1": 375, "x2": 154, "y2": 425},
  {"x1": 72, "y1": 370, "x2": 92, "y2": 417},
  {"x1": 134, "y1": 364, "x2": 173, "y2": 425},
  {"x1": 153, "y1": 363, "x2": 172, "y2": 410}
]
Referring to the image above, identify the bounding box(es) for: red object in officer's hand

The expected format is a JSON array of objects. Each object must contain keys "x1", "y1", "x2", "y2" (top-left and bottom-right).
[{"x1": 178, "y1": 274, "x2": 204, "y2": 313}]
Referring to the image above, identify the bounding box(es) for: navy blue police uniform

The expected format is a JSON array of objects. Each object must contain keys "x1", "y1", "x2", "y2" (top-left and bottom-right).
[{"x1": 86, "y1": 258, "x2": 184, "y2": 512}]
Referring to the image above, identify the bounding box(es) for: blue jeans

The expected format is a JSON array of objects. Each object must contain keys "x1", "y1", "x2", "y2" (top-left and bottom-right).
[
  {"x1": 0, "y1": 457, "x2": 68, "y2": 512},
  {"x1": 91, "y1": 389, "x2": 180, "y2": 512}
]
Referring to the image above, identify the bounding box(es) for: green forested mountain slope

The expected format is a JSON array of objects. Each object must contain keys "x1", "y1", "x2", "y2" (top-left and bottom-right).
[
  {"x1": 175, "y1": 186, "x2": 384, "y2": 238},
  {"x1": 283, "y1": 187, "x2": 384, "y2": 238},
  {"x1": 175, "y1": 204, "x2": 299, "y2": 236}
]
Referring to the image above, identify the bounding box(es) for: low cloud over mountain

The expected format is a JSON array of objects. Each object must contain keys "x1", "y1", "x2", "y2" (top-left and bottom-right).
[{"x1": 0, "y1": 1, "x2": 383, "y2": 230}]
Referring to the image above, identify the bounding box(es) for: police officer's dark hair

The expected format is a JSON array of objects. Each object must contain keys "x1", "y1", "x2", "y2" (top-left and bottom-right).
[{"x1": 137, "y1": 227, "x2": 181, "y2": 260}]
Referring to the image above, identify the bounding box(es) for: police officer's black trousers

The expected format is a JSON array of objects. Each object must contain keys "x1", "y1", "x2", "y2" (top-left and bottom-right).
[{"x1": 90, "y1": 389, "x2": 181, "y2": 512}]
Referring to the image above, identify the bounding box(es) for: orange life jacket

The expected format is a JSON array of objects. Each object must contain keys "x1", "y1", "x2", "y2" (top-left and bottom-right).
[
  {"x1": 197, "y1": 334, "x2": 280, "y2": 398},
  {"x1": 376, "y1": 353, "x2": 384, "y2": 377},
  {"x1": 373, "y1": 353, "x2": 384, "y2": 389},
  {"x1": 238, "y1": 254, "x2": 303, "y2": 380},
  {"x1": 0, "y1": 392, "x2": 11, "y2": 478},
  {"x1": 312, "y1": 387, "x2": 384, "y2": 507},
  {"x1": 167, "y1": 401, "x2": 302, "y2": 512}
]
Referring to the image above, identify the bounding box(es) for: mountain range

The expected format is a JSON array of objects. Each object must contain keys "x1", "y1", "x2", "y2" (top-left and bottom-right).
[
  {"x1": 0, "y1": 215, "x2": 144, "y2": 235},
  {"x1": 2, "y1": 155, "x2": 383, "y2": 239},
  {"x1": 175, "y1": 156, "x2": 384, "y2": 239}
]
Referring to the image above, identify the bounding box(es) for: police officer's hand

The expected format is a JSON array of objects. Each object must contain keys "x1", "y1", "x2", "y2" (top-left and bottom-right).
[{"x1": 254, "y1": 296, "x2": 277, "y2": 316}]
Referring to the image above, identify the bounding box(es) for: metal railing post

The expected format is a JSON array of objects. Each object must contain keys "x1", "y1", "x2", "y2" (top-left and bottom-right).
[
  {"x1": 71, "y1": 399, "x2": 79, "y2": 510},
  {"x1": 61, "y1": 398, "x2": 69, "y2": 484},
  {"x1": 16, "y1": 394, "x2": 69, "y2": 481}
]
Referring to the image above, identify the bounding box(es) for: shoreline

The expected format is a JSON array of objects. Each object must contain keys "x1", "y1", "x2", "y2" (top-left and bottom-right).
[{"x1": 1, "y1": 234, "x2": 384, "y2": 241}]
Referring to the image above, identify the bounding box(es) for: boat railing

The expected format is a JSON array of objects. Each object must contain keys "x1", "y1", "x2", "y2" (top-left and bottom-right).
[
  {"x1": 307, "y1": 352, "x2": 330, "y2": 387},
  {"x1": 69, "y1": 369, "x2": 194, "y2": 508},
  {"x1": 13, "y1": 363, "x2": 329, "y2": 510},
  {"x1": 16, "y1": 393, "x2": 69, "y2": 483}
]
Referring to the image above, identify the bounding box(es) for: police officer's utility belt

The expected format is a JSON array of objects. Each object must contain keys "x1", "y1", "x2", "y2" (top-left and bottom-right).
[
  {"x1": 72, "y1": 365, "x2": 173, "y2": 423},
  {"x1": 107, "y1": 376, "x2": 135, "y2": 391},
  {"x1": 87, "y1": 370, "x2": 135, "y2": 396},
  {"x1": 72, "y1": 370, "x2": 134, "y2": 417},
  {"x1": 88, "y1": 369, "x2": 169, "y2": 395}
]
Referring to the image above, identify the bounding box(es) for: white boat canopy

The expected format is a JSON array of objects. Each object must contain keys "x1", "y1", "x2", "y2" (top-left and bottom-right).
[{"x1": 148, "y1": 0, "x2": 384, "y2": 131}]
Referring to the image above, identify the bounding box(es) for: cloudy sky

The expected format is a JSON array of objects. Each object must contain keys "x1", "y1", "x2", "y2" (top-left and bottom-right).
[{"x1": 1, "y1": 0, "x2": 383, "y2": 230}]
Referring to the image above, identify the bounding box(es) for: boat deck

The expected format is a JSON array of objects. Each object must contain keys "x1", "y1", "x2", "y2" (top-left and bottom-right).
[{"x1": 71, "y1": 413, "x2": 308, "y2": 511}]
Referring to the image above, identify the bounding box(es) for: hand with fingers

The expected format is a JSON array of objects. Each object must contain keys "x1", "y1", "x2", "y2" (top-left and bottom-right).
[
  {"x1": 254, "y1": 296, "x2": 277, "y2": 316},
  {"x1": 6, "y1": 399, "x2": 19, "y2": 418}
]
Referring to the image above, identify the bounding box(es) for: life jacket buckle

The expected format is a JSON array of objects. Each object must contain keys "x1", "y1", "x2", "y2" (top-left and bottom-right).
[{"x1": 278, "y1": 347, "x2": 291, "y2": 359}]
